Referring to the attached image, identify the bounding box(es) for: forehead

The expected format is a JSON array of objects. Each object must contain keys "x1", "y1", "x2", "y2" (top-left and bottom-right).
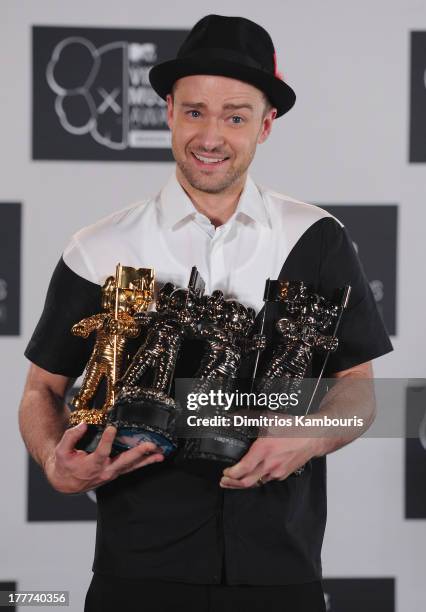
[{"x1": 173, "y1": 74, "x2": 264, "y2": 107}]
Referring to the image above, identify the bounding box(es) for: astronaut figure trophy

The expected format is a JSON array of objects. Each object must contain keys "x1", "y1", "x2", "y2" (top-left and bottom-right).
[
  {"x1": 108, "y1": 267, "x2": 205, "y2": 456},
  {"x1": 68, "y1": 264, "x2": 155, "y2": 452},
  {"x1": 183, "y1": 290, "x2": 266, "y2": 464},
  {"x1": 256, "y1": 280, "x2": 350, "y2": 410}
]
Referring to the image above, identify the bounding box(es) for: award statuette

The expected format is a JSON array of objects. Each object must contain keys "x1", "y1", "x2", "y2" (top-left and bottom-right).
[
  {"x1": 182, "y1": 290, "x2": 266, "y2": 464},
  {"x1": 108, "y1": 267, "x2": 206, "y2": 456},
  {"x1": 255, "y1": 280, "x2": 350, "y2": 402},
  {"x1": 68, "y1": 264, "x2": 155, "y2": 452},
  {"x1": 254, "y1": 279, "x2": 351, "y2": 475},
  {"x1": 256, "y1": 279, "x2": 351, "y2": 476}
]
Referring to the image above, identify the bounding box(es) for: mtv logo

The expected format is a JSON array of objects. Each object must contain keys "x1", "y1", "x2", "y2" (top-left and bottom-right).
[
  {"x1": 32, "y1": 26, "x2": 188, "y2": 161},
  {"x1": 129, "y1": 43, "x2": 157, "y2": 63}
]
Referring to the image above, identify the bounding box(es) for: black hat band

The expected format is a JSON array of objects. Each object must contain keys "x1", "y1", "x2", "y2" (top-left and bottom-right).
[{"x1": 184, "y1": 48, "x2": 266, "y2": 72}]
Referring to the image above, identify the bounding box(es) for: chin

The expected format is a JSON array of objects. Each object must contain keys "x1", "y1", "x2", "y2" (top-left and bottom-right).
[
  {"x1": 190, "y1": 175, "x2": 238, "y2": 194},
  {"x1": 179, "y1": 164, "x2": 241, "y2": 194}
]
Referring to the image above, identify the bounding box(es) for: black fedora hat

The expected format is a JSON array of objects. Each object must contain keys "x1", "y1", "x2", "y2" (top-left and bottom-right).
[{"x1": 149, "y1": 14, "x2": 296, "y2": 118}]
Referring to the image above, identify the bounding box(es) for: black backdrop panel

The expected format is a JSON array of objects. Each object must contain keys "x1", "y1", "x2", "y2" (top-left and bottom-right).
[
  {"x1": 0, "y1": 582, "x2": 17, "y2": 611},
  {"x1": 27, "y1": 455, "x2": 97, "y2": 522},
  {"x1": 409, "y1": 32, "x2": 426, "y2": 162},
  {"x1": 33, "y1": 26, "x2": 188, "y2": 161},
  {"x1": 322, "y1": 578, "x2": 395, "y2": 611},
  {"x1": 0, "y1": 203, "x2": 21, "y2": 335},
  {"x1": 322, "y1": 205, "x2": 397, "y2": 335},
  {"x1": 405, "y1": 385, "x2": 426, "y2": 519}
]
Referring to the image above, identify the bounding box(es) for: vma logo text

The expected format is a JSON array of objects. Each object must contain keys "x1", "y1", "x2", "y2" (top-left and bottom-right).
[{"x1": 32, "y1": 26, "x2": 188, "y2": 161}]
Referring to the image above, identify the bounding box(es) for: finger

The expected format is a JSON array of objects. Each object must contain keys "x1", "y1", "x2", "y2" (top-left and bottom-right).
[
  {"x1": 277, "y1": 464, "x2": 304, "y2": 480},
  {"x1": 220, "y1": 470, "x2": 265, "y2": 489},
  {"x1": 58, "y1": 422, "x2": 88, "y2": 454},
  {"x1": 220, "y1": 476, "x2": 247, "y2": 489},
  {"x1": 93, "y1": 425, "x2": 118, "y2": 461},
  {"x1": 222, "y1": 442, "x2": 265, "y2": 480},
  {"x1": 106, "y1": 441, "x2": 162, "y2": 473}
]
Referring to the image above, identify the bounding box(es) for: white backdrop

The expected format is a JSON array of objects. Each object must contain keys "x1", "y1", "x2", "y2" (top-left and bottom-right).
[{"x1": 1, "y1": 1, "x2": 425, "y2": 610}]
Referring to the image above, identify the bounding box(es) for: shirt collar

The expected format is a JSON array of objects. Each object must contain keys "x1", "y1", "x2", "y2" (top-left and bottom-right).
[{"x1": 157, "y1": 170, "x2": 271, "y2": 230}]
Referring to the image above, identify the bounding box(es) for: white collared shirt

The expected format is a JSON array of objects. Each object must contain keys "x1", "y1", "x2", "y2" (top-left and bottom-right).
[{"x1": 63, "y1": 170, "x2": 333, "y2": 315}]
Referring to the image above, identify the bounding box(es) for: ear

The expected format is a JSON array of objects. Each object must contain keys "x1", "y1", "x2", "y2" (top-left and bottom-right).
[
  {"x1": 166, "y1": 94, "x2": 174, "y2": 130},
  {"x1": 258, "y1": 107, "x2": 278, "y2": 144}
]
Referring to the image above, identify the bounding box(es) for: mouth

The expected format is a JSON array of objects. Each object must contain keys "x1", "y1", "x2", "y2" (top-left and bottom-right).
[{"x1": 191, "y1": 152, "x2": 230, "y2": 168}]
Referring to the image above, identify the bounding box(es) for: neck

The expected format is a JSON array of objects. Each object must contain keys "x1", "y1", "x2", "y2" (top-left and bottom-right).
[{"x1": 176, "y1": 167, "x2": 247, "y2": 227}]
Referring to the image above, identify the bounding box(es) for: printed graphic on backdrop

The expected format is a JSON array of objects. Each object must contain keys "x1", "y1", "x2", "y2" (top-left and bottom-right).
[
  {"x1": 32, "y1": 26, "x2": 188, "y2": 161},
  {"x1": 405, "y1": 384, "x2": 426, "y2": 518},
  {"x1": 0, "y1": 583, "x2": 16, "y2": 612},
  {"x1": 0, "y1": 203, "x2": 21, "y2": 335},
  {"x1": 322, "y1": 578, "x2": 395, "y2": 611},
  {"x1": 322, "y1": 205, "x2": 397, "y2": 335},
  {"x1": 409, "y1": 32, "x2": 426, "y2": 162},
  {"x1": 28, "y1": 386, "x2": 97, "y2": 521}
]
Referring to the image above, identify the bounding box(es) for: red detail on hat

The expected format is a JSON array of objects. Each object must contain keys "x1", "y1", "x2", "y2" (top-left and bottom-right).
[{"x1": 273, "y1": 51, "x2": 284, "y2": 80}]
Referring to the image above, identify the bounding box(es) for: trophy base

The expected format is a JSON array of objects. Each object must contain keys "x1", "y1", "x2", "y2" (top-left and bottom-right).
[
  {"x1": 183, "y1": 433, "x2": 251, "y2": 464},
  {"x1": 107, "y1": 390, "x2": 179, "y2": 457},
  {"x1": 112, "y1": 427, "x2": 175, "y2": 456}
]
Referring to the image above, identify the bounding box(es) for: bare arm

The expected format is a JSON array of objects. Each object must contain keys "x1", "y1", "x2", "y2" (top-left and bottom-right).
[
  {"x1": 18, "y1": 363, "x2": 74, "y2": 468},
  {"x1": 220, "y1": 360, "x2": 375, "y2": 488},
  {"x1": 312, "y1": 360, "x2": 375, "y2": 457},
  {"x1": 19, "y1": 363, "x2": 164, "y2": 494}
]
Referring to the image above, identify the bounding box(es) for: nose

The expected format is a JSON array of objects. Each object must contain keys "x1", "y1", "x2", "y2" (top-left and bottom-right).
[{"x1": 196, "y1": 117, "x2": 225, "y2": 151}]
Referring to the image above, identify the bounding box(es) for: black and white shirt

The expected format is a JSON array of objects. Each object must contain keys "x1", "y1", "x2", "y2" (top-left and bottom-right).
[{"x1": 25, "y1": 171, "x2": 392, "y2": 585}]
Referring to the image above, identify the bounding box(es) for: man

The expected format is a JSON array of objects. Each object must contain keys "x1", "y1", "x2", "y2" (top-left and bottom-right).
[{"x1": 19, "y1": 14, "x2": 393, "y2": 612}]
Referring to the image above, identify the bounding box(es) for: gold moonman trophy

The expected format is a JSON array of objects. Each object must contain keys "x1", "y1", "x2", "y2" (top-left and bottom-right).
[{"x1": 68, "y1": 264, "x2": 155, "y2": 453}]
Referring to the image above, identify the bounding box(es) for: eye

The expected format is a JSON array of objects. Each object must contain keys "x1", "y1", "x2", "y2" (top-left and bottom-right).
[
  {"x1": 187, "y1": 110, "x2": 201, "y2": 118},
  {"x1": 230, "y1": 115, "x2": 244, "y2": 124}
]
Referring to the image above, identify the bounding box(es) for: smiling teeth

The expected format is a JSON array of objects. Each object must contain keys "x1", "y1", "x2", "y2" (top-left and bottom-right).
[{"x1": 194, "y1": 153, "x2": 226, "y2": 163}]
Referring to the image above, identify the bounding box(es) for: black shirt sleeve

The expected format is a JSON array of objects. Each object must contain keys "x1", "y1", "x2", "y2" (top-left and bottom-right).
[
  {"x1": 24, "y1": 257, "x2": 101, "y2": 378},
  {"x1": 317, "y1": 217, "x2": 393, "y2": 375}
]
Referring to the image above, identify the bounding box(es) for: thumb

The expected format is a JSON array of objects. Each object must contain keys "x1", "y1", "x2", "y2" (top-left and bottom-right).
[
  {"x1": 60, "y1": 422, "x2": 88, "y2": 452},
  {"x1": 222, "y1": 441, "x2": 264, "y2": 479}
]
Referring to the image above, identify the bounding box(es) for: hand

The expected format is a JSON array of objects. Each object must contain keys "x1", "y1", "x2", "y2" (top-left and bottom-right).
[
  {"x1": 44, "y1": 423, "x2": 164, "y2": 494},
  {"x1": 71, "y1": 323, "x2": 88, "y2": 338},
  {"x1": 219, "y1": 435, "x2": 319, "y2": 489}
]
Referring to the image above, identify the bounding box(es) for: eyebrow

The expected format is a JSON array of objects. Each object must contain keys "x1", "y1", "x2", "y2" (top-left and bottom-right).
[{"x1": 180, "y1": 101, "x2": 254, "y2": 112}]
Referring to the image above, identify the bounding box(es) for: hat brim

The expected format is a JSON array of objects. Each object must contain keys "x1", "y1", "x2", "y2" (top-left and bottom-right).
[{"x1": 149, "y1": 58, "x2": 296, "y2": 118}]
